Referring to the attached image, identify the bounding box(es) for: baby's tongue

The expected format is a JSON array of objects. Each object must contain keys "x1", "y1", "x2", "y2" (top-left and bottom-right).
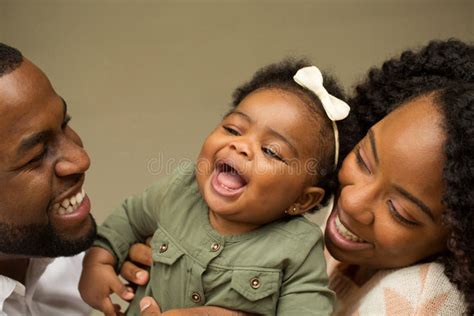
[{"x1": 217, "y1": 171, "x2": 246, "y2": 189}]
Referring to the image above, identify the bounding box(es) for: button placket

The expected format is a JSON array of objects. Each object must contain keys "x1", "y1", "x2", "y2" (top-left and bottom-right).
[
  {"x1": 191, "y1": 291, "x2": 201, "y2": 303},
  {"x1": 210, "y1": 242, "x2": 221, "y2": 252}
]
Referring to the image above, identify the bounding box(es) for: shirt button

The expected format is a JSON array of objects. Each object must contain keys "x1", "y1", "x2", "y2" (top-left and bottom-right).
[
  {"x1": 159, "y1": 243, "x2": 168, "y2": 253},
  {"x1": 210, "y1": 242, "x2": 221, "y2": 252},
  {"x1": 250, "y1": 277, "x2": 261, "y2": 289},
  {"x1": 191, "y1": 292, "x2": 201, "y2": 303}
]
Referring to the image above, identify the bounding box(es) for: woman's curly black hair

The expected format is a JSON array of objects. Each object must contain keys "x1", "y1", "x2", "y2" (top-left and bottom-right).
[
  {"x1": 346, "y1": 39, "x2": 474, "y2": 313},
  {"x1": 230, "y1": 58, "x2": 354, "y2": 208}
]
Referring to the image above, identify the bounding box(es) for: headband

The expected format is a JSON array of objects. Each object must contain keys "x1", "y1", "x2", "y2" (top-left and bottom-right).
[{"x1": 293, "y1": 66, "x2": 350, "y2": 166}]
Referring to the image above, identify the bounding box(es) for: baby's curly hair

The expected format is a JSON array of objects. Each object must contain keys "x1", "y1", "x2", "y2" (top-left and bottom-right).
[
  {"x1": 347, "y1": 39, "x2": 474, "y2": 313},
  {"x1": 231, "y1": 58, "x2": 353, "y2": 208}
]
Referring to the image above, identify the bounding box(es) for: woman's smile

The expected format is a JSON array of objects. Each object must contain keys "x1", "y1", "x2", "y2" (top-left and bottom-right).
[{"x1": 326, "y1": 206, "x2": 373, "y2": 252}]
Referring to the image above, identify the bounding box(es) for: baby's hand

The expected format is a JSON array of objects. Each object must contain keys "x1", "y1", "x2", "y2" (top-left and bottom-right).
[{"x1": 79, "y1": 247, "x2": 135, "y2": 316}]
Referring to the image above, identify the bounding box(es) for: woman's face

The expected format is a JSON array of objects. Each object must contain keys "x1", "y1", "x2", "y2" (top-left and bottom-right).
[{"x1": 325, "y1": 95, "x2": 450, "y2": 269}]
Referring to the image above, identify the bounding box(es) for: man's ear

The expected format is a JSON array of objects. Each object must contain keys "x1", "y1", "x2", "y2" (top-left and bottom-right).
[{"x1": 292, "y1": 186, "x2": 325, "y2": 215}]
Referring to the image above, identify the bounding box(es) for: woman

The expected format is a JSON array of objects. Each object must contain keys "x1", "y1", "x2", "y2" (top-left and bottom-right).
[{"x1": 122, "y1": 39, "x2": 473, "y2": 315}]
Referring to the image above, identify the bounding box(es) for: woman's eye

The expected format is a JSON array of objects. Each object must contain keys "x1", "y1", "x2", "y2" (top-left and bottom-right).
[
  {"x1": 223, "y1": 126, "x2": 240, "y2": 136},
  {"x1": 387, "y1": 200, "x2": 418, "y2": 226},
  {"x1": 355, "y1": 145, "x2": 371, "y2": 174},
  {"x1": 262, "y1": 147, "x2": 285, "y2": 163}
]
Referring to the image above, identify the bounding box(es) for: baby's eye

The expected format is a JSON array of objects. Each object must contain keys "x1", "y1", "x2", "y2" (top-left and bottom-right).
[
  {"x1": 223, "y1": 126, "x2": 240, "y2": 136},
  {"x1": 262, "y1": 147, "x2": 285, "y2": 163}
]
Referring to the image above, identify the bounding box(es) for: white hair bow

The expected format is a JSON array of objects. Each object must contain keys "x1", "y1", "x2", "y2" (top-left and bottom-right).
[
  {"x1": 294, "y1": 66, "x2": 350, "y2": 214},
  {"x1": 293, "y1": 66, "x2": 350, "y2": 166}
]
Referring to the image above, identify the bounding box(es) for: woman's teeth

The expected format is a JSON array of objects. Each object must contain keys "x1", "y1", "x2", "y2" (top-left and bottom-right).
[
  {"x1": 335, "y1": 215, "x2": 365, "y2": 243},
  {"x1": 54, "y1": 189, "x2": 85, "y2": 215}
]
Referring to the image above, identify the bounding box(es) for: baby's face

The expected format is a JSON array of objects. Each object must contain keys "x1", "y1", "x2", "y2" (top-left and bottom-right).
[{"x1": 196, "y1": 88, "x2": 324, "y2": 234}]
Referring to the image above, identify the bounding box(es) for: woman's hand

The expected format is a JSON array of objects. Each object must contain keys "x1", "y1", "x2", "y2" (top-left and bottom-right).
[{"x1": 120, "y1": 241, "x2": 153, "y2": 288}]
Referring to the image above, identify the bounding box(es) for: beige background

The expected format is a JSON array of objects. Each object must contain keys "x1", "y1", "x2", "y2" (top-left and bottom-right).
[
  {"x1": 1, "y1": 0, "x2": 472, "y2": 224},
  {"x1": 0, "y1": 0, "x2": 472, "y2": 314}
]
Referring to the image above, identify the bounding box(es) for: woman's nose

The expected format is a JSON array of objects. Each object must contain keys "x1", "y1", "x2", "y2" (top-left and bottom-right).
[
  {"x1": 339, "y1": 183, "x2": 377, "y2": 225},
  {"x1": 229, "y1": 139, "x2": 253, "y2": 160},
  {"x1": 54, "y1": 135, "x2": 91, "y2": 177}
]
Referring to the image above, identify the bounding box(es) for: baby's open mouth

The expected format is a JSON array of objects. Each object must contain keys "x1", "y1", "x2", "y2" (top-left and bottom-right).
[
  {"x1": 211, "y1": 161, "x2": 248, "y2": 198},
  {"x1": 216, "y1": 162, "x2": 247, "y2": 190}
]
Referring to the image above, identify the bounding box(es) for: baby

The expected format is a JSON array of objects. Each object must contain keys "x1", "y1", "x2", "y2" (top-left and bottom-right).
[{"x1": 79, "y1": 59, "x2": 350, "y2": 315}]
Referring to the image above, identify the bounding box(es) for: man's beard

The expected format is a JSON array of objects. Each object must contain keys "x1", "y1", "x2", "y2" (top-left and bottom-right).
[{"x1": 0, "y1": 215, "x2": 97, "y2": 257}]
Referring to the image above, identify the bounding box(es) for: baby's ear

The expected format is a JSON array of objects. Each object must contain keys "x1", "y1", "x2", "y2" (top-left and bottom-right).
[{"x1": 294, "y1": 186, "x2": 325, "y2": 214}]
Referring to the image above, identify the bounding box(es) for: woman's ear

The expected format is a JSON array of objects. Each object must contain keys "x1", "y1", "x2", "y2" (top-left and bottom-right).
[{"x1": 290, "y1": 186, "x2": 325, "y2": 215}]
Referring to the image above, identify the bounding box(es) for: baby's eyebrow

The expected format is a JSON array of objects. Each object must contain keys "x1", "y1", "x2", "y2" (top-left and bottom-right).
[
  {"x1": 225, "y1": 110, "x2": 299, "y2": 157},
  {"x1": 224, "y1": 110, "x2": 252, "y2": 123}
]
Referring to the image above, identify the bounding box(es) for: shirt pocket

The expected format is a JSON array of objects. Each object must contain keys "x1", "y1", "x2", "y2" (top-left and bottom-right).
[
  {"x1": 149, "y1": 230, "x2": 187, "y2": 310},
  {"x1": 151, "y1": 230, "x2": 184, "y2": 265},
  {"x1": 230, "y1": 269, "x2": 281, "y2": 315}
]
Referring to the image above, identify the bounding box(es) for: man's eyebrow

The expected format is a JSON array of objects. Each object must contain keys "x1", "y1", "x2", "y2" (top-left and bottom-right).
[
  {"x1": 16, "y1": 98, "x2": 67, "y2": 160},
  {"x1": 16, "y1": 130, "x2": 53, "y2": 159},
  {"x1": 394, "y1": 185, "x2": 435, "y2": 221},
  {"x1": 368, "y1": 129, "x2": 379, "y2": 165}
]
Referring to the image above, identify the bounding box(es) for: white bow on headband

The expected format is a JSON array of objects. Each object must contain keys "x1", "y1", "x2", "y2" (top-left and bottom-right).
[
  {"x1": 293, "y1": 66, "x2": 350, "y2": 166},
  {"x1": 294, "y1": 66, "x2": 351, "y2": 214},
  {"x1": 294, "y1": 66, "x2": 350, "y2": 121}
]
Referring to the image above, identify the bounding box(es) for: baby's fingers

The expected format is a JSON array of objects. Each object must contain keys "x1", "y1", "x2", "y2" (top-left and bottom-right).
[
  {"x1": 102, "y1": 297, "x2": 120, "y2": 316},
  {"x1": 120, "y1": 261, "x2": 150, "y2": 286},
  {"x1": 109, "y1": 275, "x2": 135, "y2": 301}
]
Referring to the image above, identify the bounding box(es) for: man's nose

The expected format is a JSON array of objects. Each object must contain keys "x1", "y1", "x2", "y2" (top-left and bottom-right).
[
  {"x1": 339, "y1": 183, "x2": 377, "y2": 225},
  {"x1": 229, "y1": 138, "x2": 254, "y2": 160},
  {"x1": 54, "y1": 137, "x2": 91, "y2": 177}
]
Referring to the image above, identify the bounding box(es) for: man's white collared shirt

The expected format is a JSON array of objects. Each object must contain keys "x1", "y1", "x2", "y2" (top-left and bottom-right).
[{"x1": 0, "y1": 253, "x2": 91, "y2": 315}]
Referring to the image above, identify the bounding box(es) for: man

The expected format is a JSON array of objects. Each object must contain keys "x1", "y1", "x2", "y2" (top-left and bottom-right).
[
  {"x1": 0, "y1": 42, "x2": 246, "y2": 316},
  {"x1": 0, "y1": 42, "x2": 94, "y2": 315}
]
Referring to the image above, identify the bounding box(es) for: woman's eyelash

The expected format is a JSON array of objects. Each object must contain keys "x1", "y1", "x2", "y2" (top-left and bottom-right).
[
  {"x1": 223, "y1": 126, "x2": 240, "y2": 136},
  {"x1": 387, "y1": 200, "x2": 418, "y2": 226},
  {"x1": 355, "y1": 145, "x2": 371, "y2": 173}
]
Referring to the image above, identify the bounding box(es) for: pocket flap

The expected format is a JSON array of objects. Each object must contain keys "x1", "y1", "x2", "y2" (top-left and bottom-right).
[
  {"x1": 231, "y1": 270, "x2": 281, "y2": 301},
  {"x1": 151, "y1": 231, "x2": 184, "y2": 265}
]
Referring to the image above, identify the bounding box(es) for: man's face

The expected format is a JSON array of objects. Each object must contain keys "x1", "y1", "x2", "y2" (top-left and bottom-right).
[{"x1": 0, "y1": 59, "x2": 95, "y2": 257}]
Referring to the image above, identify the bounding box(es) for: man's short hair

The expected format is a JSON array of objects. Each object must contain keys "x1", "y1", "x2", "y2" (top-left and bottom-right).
[{"x1": 0, "y1": 43, "x2": 23, "y2": 77}]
